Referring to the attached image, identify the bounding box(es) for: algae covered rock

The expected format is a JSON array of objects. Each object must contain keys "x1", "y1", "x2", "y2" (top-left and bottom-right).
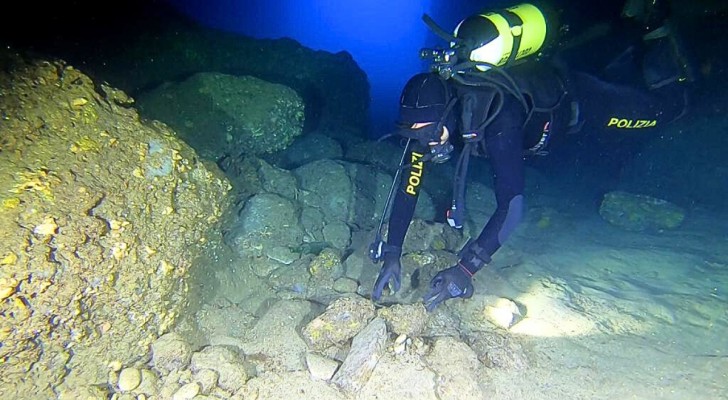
[
  {"x1": 302, "y1": 295, "x2": 375, "y2": 351},
  {"x1": 599, "y1": 191, "x2": 685, "y2": 232},
  {"x1": 190, "y1": 346, "x2": 249, "y2": 393},
  {"x1": 95, "y1": 31, "x2": 369, "y2": 139},
  {"x1": 137, "y1": 72, "x2": 304, "y2": 159},
  {"x1": 377, "y1": 303, "x2": 428, "y2": 337},
  {"x1": 308, "y1": 247, "x2": 343, "y2": 280},
  {"x1": 275, "y1": 131, "x2": 344, "y2": 169},
  {"x1": 331, "y1": 317, "x2": 388, "y2": 394},
  {"x1": 0, "y1": 53, "x2": 231, "y2": 397},
  {"x1": 425, "y1": 337, "x2": 486, "y2": 398},
  {"x1": 400, "y1": 219, "x2": 464, "y2": 254},
  {"x1": 225, "y1": 192, "x2": 305, "y2": 257},
  {"x1": 151, "y1": 332, "x2": 193, "y2": 374},
  {"x1": 293, "y1": 159, "x2": 435, "y2": 232},
  {"x1": 466, "y1": 330, "x2": 529, "y2": 370}
]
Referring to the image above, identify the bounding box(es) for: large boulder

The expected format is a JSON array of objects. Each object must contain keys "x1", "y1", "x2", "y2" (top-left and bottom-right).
[
  {"x1": 293, "y1": 159, "x2": 435, "y2": 231},
  {"x1": 137, "y1": 72, "x2": 304, "y2": 159},
  {"x1": 226, "y1": 192, "x2": 305, "y2": 256},
  {"x1": 223, "y1": 158, "x2": 436, "y2": 259},
  {"x1": 599, "y1": 191, "x2": 685, "y2": 232},
  {"x1": 79, "y1": 27, "x2": 370, "y2": 139},
  {"x1": 0, "y1": 53, "x2": 231, "y2": 397},
  {"x1": 273, "y1": 132, "x2": 344, "y2": 169}
]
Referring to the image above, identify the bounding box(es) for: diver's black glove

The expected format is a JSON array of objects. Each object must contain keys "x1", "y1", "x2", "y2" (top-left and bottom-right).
[
  {"x1": 423, "y1": 264, "x2": 474, "y2": 311},
  {"x1": 372, "y1": 248, "x2": 402, "y2": 301}
]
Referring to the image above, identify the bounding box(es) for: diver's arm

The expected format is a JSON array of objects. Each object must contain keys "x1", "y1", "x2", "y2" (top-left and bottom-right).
[
  {"x1": 372, "y1": 145, "x2": 427, "y2": 300},
  {"x1": 386, "y1": 146, "x2": 427, "y2": 249},
  {"x1": 460, "y1": 110, "x2": 526, "y2": 274},
  {"x1": 423, "y1": 119, "x2": 525, "y2": 310}
]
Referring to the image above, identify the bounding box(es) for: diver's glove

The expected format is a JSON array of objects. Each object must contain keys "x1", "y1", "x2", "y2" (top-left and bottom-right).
[
  {"x1": 423, "y1": 264, "x2": 474, "y2": 311},
  {"x1": 372, "y1": 247, "x2": 402, "y2": 301}
]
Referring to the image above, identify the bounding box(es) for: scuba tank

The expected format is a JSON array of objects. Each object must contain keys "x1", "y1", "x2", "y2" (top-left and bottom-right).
[
  {"x1": 421, "y1": 3, "x2": 550, "y2": 78},
  {"x1": 455, "y1": 3, "x2": 548, "y2": 71}
]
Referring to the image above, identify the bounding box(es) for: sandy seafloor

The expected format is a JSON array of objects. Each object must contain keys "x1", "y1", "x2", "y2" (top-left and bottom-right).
[
  {"x1": 470, "y1": 205, "x2": 728, "y2": 399},
  {"x1": 205, "y1": 194, "x2": 727, "y2": 400}
]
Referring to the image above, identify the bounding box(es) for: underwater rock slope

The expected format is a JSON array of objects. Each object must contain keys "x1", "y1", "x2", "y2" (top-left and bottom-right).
[{"x1": 0, "y1": 52, "x2": 231, "y2": 397}]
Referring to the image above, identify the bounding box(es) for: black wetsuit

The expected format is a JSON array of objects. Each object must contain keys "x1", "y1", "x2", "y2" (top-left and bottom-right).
[{"x1": 386, "y1": 59, "x2": 688, "y2": 275}]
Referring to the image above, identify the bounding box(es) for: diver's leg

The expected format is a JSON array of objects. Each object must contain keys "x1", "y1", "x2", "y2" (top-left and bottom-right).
[
  {"x1": 622, "y1": 0, "x2": 670, "y2": 32},
  {"x1": 621, "y1": 0, "x2": 695, "y2": 88},
  {"x1": 642, "y1": 20, "x2": 696, "y2": 89},
  {"x1": 567, "y1": 71, "x2": 687, "y2": 135}
]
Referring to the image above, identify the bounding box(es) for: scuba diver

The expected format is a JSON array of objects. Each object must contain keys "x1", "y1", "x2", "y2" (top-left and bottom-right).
[{"x1": 369, "y1": 1, "x2": 693, "y2": 311}]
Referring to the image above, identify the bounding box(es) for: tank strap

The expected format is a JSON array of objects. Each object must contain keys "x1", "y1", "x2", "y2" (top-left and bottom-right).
[{"x1": 498, "y1": 9, "x2": 525, "y2": 67}]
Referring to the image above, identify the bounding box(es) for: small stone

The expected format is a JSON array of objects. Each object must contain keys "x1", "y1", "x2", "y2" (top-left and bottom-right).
[
  {"x1": 332, "y1": 277, "x2": 358, "y2": 293},
  {"x1": 0, "y1": 252, "x2": 18, "y2": 265},
  {"x1": 118, "y1": 367, "x2": 142, "y2": 392},
  {"x1": 250, "y1": 256, "x2": 284, "y2": 278},
  {"x1": 57, "y1": 385, "x2": 108, "y2": 400},
  {"x1": 302, "y1": 295, "x2": 376, "y2": 351},
  {"x1": 33, "y1": 218, "x2": 58, "y2": 236},
  {"x1": 392, "y1": 334, "x2": 408, "y2": 354},
  {"x1": 159, "y1": 382, "x2": 181, "y2": 400},
  {"x1": 190, "y1": 346, "x2": 248, "y2": 392},
  {"x1": 322, "y1": 222, "x2": 351, "y2": 250},
  {"x1": 308, "y1": 248, "x2": 343, "y2": 279},
  {"x1": 377, "y1": 303, "x2": 427, "y2": 337},
  {"x1": 485, "y1": 298, "x2": 524, "y2": 329},
  {"x1": 172, "y1": 382, "x2": 200, "y2": 400},
  {"x1": 305, "y1": 352, "x2": 340, "y2": 381},
  {"x1": 99, "y1": 321, "x2": 112, "y2": 334},
  {"x1": 151, "y1": 332, "x2": 192, "y2": 373},
  {"x1": 265, "y1": 246, "x2": 299, "y2": 265},
  {"x1": 71, "y1": 97, "x2": 89, "y2": 107},
  {"x1": 134, "y1": 369, "x2": 160, "y2": 396},
  {"x1": 108, "y1": 370, "x2": 120, "y2": 388},
  {"x1": 0, "y1": 278, "x2": 17, "y2": 301},
  {"x1": 193, "y1": 369, "x2": 219, "y2": 394},
  {"x1": 211, "y1": 387, "x2": 235, "y2": 399}
]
